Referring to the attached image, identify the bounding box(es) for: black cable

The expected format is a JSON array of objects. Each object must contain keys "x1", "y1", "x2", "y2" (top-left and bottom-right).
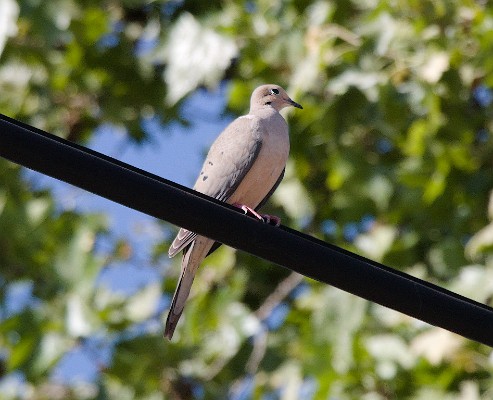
[{"x1": 1, "y1": 113, "x2": 492, "y2": 346}]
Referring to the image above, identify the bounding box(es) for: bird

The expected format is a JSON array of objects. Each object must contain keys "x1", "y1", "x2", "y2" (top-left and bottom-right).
[{"x1": 165, "y1": 84, "x2": 302, "y2": 339}]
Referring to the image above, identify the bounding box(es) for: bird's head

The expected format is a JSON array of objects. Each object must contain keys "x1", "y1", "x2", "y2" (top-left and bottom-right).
[{"x1": 250, "y1": 84, "x2": 303, "y2": 112}]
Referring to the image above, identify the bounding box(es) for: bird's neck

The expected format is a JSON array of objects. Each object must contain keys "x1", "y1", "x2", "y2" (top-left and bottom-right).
[{"x1": 249, "y1": 105, "x2": 280, "y2": 116}]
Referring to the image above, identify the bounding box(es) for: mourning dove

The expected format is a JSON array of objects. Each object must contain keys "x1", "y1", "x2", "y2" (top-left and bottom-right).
[{"x1": 165, "y1": 84, "x2": 302, "y2": 339}]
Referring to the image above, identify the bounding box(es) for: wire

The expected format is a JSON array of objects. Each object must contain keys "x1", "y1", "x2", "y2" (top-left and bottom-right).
[{"x1": 1, "y1": 112, "x2": 492, "y2": 346}]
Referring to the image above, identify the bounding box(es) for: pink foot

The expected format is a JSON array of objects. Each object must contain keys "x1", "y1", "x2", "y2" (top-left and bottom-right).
[{"x1": 233, "y1": 203, "x2": 281, "y2": 227}]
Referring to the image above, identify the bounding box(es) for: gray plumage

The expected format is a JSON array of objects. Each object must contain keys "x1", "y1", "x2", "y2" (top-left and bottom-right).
[{"x1": 165, "y1": 84, "x2": 302, "y2": 339}]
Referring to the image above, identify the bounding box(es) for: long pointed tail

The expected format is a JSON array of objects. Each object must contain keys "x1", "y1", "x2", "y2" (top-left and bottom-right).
[
  {"x1": 164, "y1": 237, "x2": 214, "y2": 340},
  {"x1": 164, "y1": 245, "x2": 194, "y2": 339}
]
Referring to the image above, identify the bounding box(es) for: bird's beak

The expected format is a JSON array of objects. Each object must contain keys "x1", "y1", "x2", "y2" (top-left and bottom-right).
[{"x1": 287, "y1": 98, "x2": 303, "y2": 109}]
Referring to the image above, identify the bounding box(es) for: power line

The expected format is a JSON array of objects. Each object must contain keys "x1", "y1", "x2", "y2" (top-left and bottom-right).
[{"x1": 1, "y1": 113, "x2": 492, "y2": 346}]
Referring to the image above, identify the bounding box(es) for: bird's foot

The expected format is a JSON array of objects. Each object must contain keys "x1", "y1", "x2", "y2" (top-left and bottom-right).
[
  {"x1": 233, "y1": 203, "x2": 263, "y2": 221},
  {"x1": 261, "y1": 214, "x2": 281, "y2": 227},
  {"x1": 233, "y1": 203, "x2": 281, "y2": 227}
]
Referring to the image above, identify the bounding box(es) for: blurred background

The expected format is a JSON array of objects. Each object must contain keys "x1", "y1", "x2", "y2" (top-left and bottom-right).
[{"x1": 1, "y1": 0, "x2": 493, "y2": 398}]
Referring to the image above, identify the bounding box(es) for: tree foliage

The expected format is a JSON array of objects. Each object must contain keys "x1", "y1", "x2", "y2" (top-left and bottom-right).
[{"x1": 1, "y1": 0, "x2": 493, "y2": 398}]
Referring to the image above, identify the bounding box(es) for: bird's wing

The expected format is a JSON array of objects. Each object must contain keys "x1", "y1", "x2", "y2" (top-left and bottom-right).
[{"x1": 168, "y1": 116, "x2": 263, "y2": 258}]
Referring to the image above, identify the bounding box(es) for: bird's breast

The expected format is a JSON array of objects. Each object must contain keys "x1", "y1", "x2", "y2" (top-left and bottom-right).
[{"x1": 229, "y1": 114, "x2": 290, "y2": 208}]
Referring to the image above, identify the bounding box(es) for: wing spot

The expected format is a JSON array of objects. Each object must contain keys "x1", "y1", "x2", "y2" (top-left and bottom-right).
[
  {"x1": 203, "y1": 176, "x2": 208, "y2": 181},
  {"x1": 208, "y1": 161, "x2": 214, "y2": 166}
]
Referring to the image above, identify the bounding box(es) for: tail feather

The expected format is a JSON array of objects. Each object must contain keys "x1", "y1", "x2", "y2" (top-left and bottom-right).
[
  {"x1": 164, "y1": 237, "x2": 214, "y2": 340},
  {"x1": 164, "y1": 244, "x2": 195, "y2": 339}
]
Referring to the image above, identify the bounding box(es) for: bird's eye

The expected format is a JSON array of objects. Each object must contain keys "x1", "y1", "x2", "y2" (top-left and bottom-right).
[{"x1": 270, "y1": 88, "x2": 280, "y2": 95}]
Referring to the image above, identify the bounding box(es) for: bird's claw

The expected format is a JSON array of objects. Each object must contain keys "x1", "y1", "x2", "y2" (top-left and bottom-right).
[
  {"x1": 233, "y1": 203, "x2": 281, "y2": 227},
  {"x1": 261, "y1": 214, "x2": 281, "y2": 227}
]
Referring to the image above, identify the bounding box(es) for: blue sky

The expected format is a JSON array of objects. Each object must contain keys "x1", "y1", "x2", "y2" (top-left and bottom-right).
[
  {"x1": 45, "y1": 86, "x2": 231, "y2": 237},
  {"x1": 24, "y1": 86, "x2": 232, "y2": 292}
]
